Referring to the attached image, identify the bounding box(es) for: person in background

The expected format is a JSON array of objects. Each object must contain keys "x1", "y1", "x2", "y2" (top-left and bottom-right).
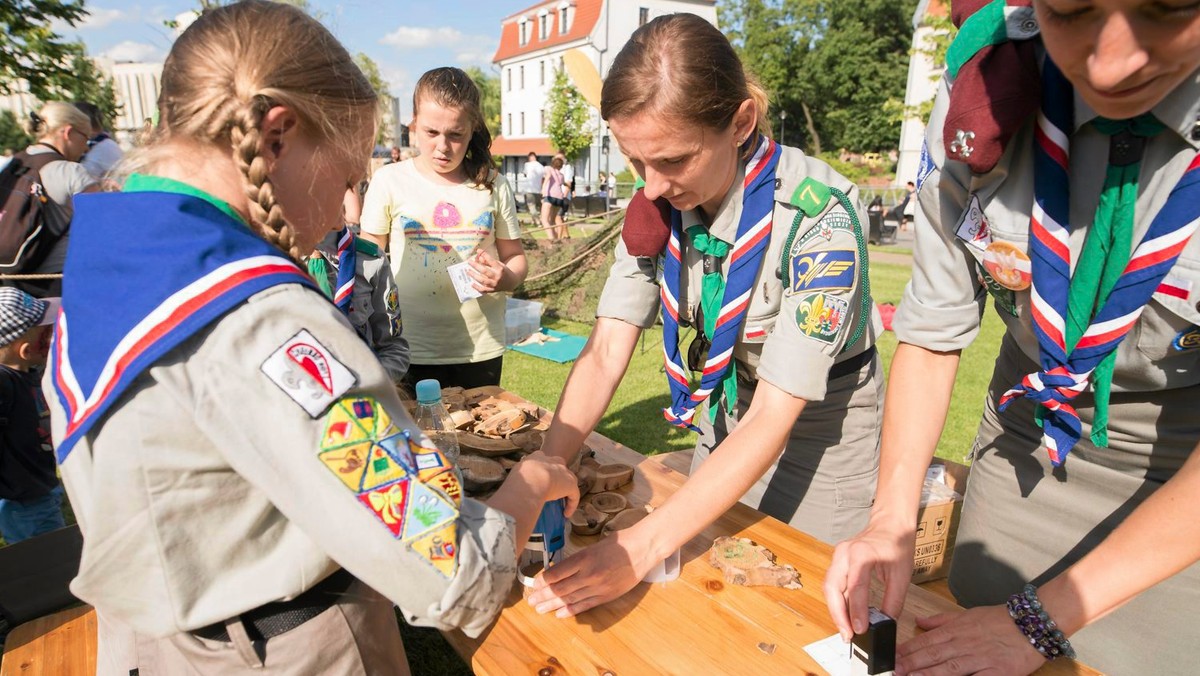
[
  {"x1": 826, "y1": 1, "x2": 1200, "y2": 673},
  {"x1": 74, "y1": 101, "x2": 124, "y2": 181},
  {"x1": 0, "y1": 289, "x2": 61, "y2": 545},
  {"x1": 361, "y1": 67, "x2": 526, "y2": 390},
  {"x1": 20, "y1": 102, "x2": 100, "y2": 296},
  {"x1": 557, "y1": 151, "x2": 575, "y2": 222},
  {"x1": 386, "y1": 145, "x2": 402, "y2": 164},
  {"x1": 887, "y1": 180, "x2": 915, "y2": 229},
  {"x1": 541, "y1": 156, "x2": 567, "y2": 242},
  {"x1": 522, "y1": 151, "x2": 544, "y2": 225},
  {"x1": 49, "y1": 4, "x2": 575, "y2": 672}
]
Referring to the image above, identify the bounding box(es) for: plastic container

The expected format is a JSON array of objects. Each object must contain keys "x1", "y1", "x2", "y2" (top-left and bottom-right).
[
  {"x1": 412, "y1": 378, "x2": 461, "y2": 465},
  {"x1": 505, "y1": 297, "x2": 544, "y2": 345}
]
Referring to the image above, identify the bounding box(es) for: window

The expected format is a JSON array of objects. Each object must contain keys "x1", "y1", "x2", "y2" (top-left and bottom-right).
[
  {"x1": 519, "y1": 65, "x2": 525, "y2": 89},
  {"x1": 558, "y1": 56, "x2": 564, "y2": 73},
  {"x1": 558, "y1": 1, "x2": 571, "y2": 34},
  {"x1": 539, "y1": 60, "x2": 545, "y2": 86},
  {"x1": 520, "y1": 112, "x2": 525, "y2": 135},
  {"x1": 518, "y1": 18, "x2": 529, "y2": 46},
  {"x1": 639, "y1": 7, "x2": 649, "y2": 26},
  {"x1": 538, "y1": 10, "x2": 550, "y2": 40},
  {"x1": 506, "y1": 67, "x2": 512, "y2": 91},
  {"x1": 540, "y1": 109, "x2": 546, "y2": 133},
  {"x1": 506, "y1": 113, "x2": 512, "y2": 137}
]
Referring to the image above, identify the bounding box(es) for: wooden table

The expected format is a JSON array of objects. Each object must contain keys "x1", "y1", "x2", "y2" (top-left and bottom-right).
[
  {"x1": 0, "y1": 605, "x2": 95, "y2": 676},
  {"x1": 442, "y1": 399, "x2": 1099, "y2": 675}
]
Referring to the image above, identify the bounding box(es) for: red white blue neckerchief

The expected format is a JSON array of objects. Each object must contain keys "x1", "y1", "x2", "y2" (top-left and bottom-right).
[
  {"x1": 999, "y1": 58, "x2": 1200, "y2": 466},
  {"x1": 660, "y1": 135, "x2": 780, "y2": 432},
  {"x1": 50, "y1": 190, "x2": 320, "y2": 463},
  {"x1": 332, "y1": 226, "x2": 357, "y2": 315}
]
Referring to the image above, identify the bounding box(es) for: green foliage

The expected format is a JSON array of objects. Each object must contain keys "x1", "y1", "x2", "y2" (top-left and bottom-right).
[
  {"x1": 0, "y1": 0, "x2": 88, "y2": 99},
  {"x1": 60, "y1": 41, "x2": 121, "y2": 129},
  {"x1": 545, "y1": 70, "x2": 592, "y2": 161},
  {"x1": 464, "y1": 65, "x2": 501, "y2": 139},
  {"x1": 0, "y1": 109, "x2": 34, "y2": 152},
  {"x1": 722, "y1": 0, "x2": 920, "y2": 153},
  {"x1": 354, "y1": 53, "x2": 393, "y2": 145}
]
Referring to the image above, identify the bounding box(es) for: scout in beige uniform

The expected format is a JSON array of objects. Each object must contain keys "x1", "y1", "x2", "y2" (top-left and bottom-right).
[
  {"x1": 526, "y1": 13, "x2": 881, "y2": 618},
  {"x1": 47, "y1": 4, "x2": 577, "y2": 673},
  {"x1": 826, "y1": 2, "x2": 1200, "y2": 674},
  {"x1": 309, "y1": 229, "x2": 410, "y2": 383}
]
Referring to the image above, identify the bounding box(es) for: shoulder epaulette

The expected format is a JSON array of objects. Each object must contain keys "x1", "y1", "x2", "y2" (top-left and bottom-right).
[
  {"x1": 789, "y1": 177, "x2": 832, "y2": 218},
  {"x1": 354, "y1": 237, "x2": 382, "y2": 258}
]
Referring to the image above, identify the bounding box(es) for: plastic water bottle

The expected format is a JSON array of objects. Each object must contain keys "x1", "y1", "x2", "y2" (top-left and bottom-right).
[{"x1": 412, "y1": 379, "x2": 461, "y2": 465}]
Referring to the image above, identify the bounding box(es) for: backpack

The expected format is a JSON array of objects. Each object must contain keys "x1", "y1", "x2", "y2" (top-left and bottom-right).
[{"x1": 0, "y1": 146, "x2": 69, "y2": 280}]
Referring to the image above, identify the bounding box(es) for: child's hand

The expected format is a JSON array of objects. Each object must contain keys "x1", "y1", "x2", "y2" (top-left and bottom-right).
[
  {"x1": 466, "y1": 249, "x2": 507, "y2": 293},
  {"x1": 514, "y1": 451, "x2": 579, "y2": 517}
]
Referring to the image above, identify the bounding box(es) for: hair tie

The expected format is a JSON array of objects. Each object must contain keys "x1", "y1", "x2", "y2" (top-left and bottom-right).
[{"x1": 29, "y1": 111, "x2": 43, "y2": 126}]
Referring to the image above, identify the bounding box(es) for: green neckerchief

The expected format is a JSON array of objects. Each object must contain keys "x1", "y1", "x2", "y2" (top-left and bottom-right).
[
  {"x1": 1061, "y1": 114, "x2": 1165, "y2": 447},
  {"x1": 123, "y1": 173, "x2": 247, "y2": 226},
  {"x1": 306, "y1": 254, "x2": 335, "y2": 298},
  {"x1": 685, "y1": 225, "x2": 736, "y2": 422}
]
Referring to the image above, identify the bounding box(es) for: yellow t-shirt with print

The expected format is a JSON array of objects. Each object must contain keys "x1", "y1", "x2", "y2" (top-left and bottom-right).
[{"x1": 361, "y1": 159, "x2": 520, "y2": 364}]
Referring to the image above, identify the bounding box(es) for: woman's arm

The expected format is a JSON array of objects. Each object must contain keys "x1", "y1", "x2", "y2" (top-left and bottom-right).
[
  {"x1": 824, "y1": 342, "x2": 960, "y2": 638},
  {"x1": 530, "y1": 379, "x2": 808, "y2": 617}
]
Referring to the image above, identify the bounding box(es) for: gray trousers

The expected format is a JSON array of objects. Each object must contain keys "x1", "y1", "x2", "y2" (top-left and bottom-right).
[
  {"x1": 691, "y1": 356, "x2": 883, "y2": 545},
  {"x1": 96, "y1": 581, "x2": 409, "y2": 675},
  {"x1": 950, "y1": 335, "x2": 1200, "y2": 675}
]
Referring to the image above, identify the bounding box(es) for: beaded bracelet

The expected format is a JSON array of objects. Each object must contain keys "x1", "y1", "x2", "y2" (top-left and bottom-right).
[{"x1": 1006, "y1": 584, "x2": 1076, "y2": 660}]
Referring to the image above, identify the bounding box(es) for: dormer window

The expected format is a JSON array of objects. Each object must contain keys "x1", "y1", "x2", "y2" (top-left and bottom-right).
[
  {"x1": 557, "y1": 1, "x2": 573, "y2": 34},
  {"x1": 538, "y1": 9, "x2": 550, "y2": 41},
  {"x1": 518, "y1": 17, "x2": 530, "y2": 46}
]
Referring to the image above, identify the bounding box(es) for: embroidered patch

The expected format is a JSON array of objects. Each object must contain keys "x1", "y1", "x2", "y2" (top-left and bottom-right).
[
  {"x1": 744, "y1": 325, "x2": 768, "y2": 342},
  {"x1": 791, "y1": 208, "x2": 855, "y2": 251},
  {"x1": 428, "y1": 469, "x2": 463, "y2": 505},
  {"x1": 386, "y1": 287, "x2": 399, "y2": 313},
  {"x1": 358, "y1": 478, "x2": 411, "y2": 538},
  {"x1": 318, "y1": 442, "x2": 374, "y2": 491},
  {"x1": 794, "y1": 293, "x2": 850, "y2": 344},
  {"x1": 401, "y1": 480, "x2": 459, "y2": 541},
  {"x1": 261, "y1": 330, "x2": 356, "y2": 418},
  {"x1": 389, "y1": 314, "x2": 403, "y2": 338},
  {"x1": 790, "y1": 178, "x2": 832, "y2": 217},
  {"x1": 954, "y1": 194, "x2": 993, "y2": 252},
  {"x1": 915, "y1": 139, "x2": 936, "y2": 195},
  {"x1": 789, "y1": 250, "x2": 856, "y2": 294},
  {"x1": 406, "y1": 522, "x2": 458, "y2": 578},
  {"x1": 977, "y1": 266, "x2": 1019, "y2": 317},
  {"x1": 411, "y1": 441, "x2": 451, "y2": 482},
  {"x1": 982, "y1": 240, "x2": 1032, "y2": 291},
  {"x1": 320, "y1": 403, "x2": 372, "y2": 450},
  {"x1": 378, "y1": 432, "x2": 418, "y2": 472},
  {"x1": 1156, "y1": 275, "x2": 1192, "y2": 301},
  {"x1": 361, "y1": 445, "x2": 410, "y2": 491},
  {"x1": 1173, "y1": 325, "x2": 1200, "y2": 351}
]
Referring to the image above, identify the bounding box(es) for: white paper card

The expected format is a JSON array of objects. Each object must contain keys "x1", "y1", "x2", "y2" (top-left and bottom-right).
[
  {"x1": 803, "y1": 633, "x2": 891, "y2": 676},
  {"x1": 447, "y1": 261, "x2": 483, "y2": 303}
]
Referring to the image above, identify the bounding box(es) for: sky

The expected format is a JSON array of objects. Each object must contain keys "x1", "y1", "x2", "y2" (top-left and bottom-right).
[{"x1": 56, "y1": 0, "x2": 520, "y2": 122}]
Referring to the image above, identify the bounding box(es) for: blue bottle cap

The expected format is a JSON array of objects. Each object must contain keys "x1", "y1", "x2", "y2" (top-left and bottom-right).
[{"x1": 415, "y1": 378, "x2": 442, "y2": 405}]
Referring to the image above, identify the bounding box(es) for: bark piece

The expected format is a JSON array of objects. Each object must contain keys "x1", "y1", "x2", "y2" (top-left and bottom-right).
[
  {"x1": 707, "y1": 536, "x2": 802, "y2": 589},
  {"x1": 476, "y1": 409, "x2": 527, "y2": 437},
  {"x1": 448, "y1": 409, "x2": 475, "y2": 430},
  {"x1": 510, "y1": 430, "x2": 544, "y2": 453}
]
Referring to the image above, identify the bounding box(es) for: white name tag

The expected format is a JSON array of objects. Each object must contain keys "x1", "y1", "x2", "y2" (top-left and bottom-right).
[
  {"x1": 954, "y1": 194, "x2": 993, "y2": 252},
  {"x1": 261, "y1": 329, "x2": 357, "y2": 418},
  {"x1": 447, "y1": 261, "x2": 484, "y2": 303}
]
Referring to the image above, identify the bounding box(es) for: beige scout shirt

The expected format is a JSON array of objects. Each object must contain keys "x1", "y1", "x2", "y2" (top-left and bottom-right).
[
  {"x1": 894, "y1": 67, "x2": 1200, "y2": 396},
  {"x1": 51, "y1": 284, "x2": 517, "y2": 639},
  {"x1": 597, "y1": 145, "x2": 880, "y2": 403}
]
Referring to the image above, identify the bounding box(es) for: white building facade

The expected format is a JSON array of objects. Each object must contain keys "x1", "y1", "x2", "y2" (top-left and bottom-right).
[
  {"x1": 895, "y1": 0, "x2": 948, "y2": 186},
  {"x1": 492, "y1": 0, "x2": 717, "y2": 191}
]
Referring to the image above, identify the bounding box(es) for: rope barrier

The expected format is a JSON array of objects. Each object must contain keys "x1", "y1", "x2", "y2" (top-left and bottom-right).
[
  {"x1": 519, "y1": 207, "x2": 625, "y2": 236},
  {"x1": 0, "y1": 273, "x2": 63, "y2": 280},
  {"x1": 524, "y1": 225, "x2": 623, "y2": 283}
]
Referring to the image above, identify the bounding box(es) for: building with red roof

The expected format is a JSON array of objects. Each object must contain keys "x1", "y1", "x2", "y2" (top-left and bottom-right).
[{"x1": 492, "y1": 0, "x2": 716, "y2": 195}]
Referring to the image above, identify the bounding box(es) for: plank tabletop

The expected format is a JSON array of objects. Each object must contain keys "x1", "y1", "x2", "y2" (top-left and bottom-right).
[
  {"x1": 0, "y1": 605, "x2": 96, "y2": 676},
  {"x1": 441, "y1": 388, "x2": 1100, "y2": 675}
]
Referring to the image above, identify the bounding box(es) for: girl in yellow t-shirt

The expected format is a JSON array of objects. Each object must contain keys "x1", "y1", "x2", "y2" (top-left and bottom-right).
[{"x1": 362, "y1": 67, "x2": 525, "y2": 389}]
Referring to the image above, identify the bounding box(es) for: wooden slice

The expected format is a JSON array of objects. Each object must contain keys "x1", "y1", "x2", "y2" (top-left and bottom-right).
[
  {"x1": 708, "y1": 536, "x2": 802, "y2": 589},
  {"x1": 588, "y1": 492, "x2": 628, "y2": 515},
  {"x1": 569, "y1": 502, "x2": 609, "y2": 536},
  {"x1": 476, "y1": 409, "x2": 527, "y2": 437},
  {"x1": 602, "y1": 507, "x2": 649, "y2": 535},
  {"x1": 442, "y1": 393, "x2": 468, "y2": 411},
  {"x1": 510, "y1": 430, "x2": 544, "y2": 453},
  {"x1": 459, "y1": 433, "x2": 521, "y2": 456},
  {"x1": 448, "y1": 409, "x2": 475, "y2": 430},
  {"x1": 575, "y1": 466, "x2": 596, "y2": 495},
  {"x1": 589, "y1": 463, "x2": 634, "y2": 494},
  {"x1": 463, "y1": 386, "x2": 506, "y2": 406},
  {"x1": 459, "y1": 455, "x2": 506, "y2": 494}
]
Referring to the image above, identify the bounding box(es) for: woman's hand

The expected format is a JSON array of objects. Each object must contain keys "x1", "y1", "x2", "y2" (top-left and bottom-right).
[
  {"x1": 894, "y1": 605, "x2": 1045, "y2": 676},
  {"x1": 467, "y1": 249, "x2": 507, "y2": 293},
  {"x1": 824, "y1": 517, "x2": 916, "y2": 640},
  {"x1": 526, "y1": 525, "x2": 658, "y2": 617}
]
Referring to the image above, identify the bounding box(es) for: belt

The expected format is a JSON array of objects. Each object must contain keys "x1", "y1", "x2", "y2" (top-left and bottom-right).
[
  {"x1": 828, "y1": 345, "x2": 877, "y2": 381},
  {"x1": 191, "y1": 568, "x2": 357, "y2": 643}
]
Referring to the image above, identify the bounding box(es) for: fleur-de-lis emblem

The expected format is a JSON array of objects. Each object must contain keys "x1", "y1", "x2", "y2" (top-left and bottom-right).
[{"x1": 949, "y1": 129, "x2": 976, "y2": 158}]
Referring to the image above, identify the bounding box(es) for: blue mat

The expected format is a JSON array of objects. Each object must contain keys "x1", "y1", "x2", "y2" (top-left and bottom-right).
[{"x1": 507, "y1": 328, "x2": 588, "y2": 363}]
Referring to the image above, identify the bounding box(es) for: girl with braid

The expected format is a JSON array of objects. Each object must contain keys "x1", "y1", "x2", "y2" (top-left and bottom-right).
[
  {"x1": 47, "y1": 3, "x2": 577, "y2": 673},
  {"x1": 361, "y1": 67, "x2": 525, "y2": 390}
]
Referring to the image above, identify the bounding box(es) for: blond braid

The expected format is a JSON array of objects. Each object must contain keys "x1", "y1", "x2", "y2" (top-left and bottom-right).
[{"x1": 229, "y1": 99, "x2": 303, "y2": 263}]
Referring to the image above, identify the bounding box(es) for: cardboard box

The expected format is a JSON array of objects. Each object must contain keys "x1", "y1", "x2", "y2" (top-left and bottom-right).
[{"x1": 910, "y1": 458, "x2": 969, "y2": 584}]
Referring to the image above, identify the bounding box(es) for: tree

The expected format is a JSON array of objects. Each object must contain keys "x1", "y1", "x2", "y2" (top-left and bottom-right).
[
  {"x1": 0, "y1": 0, "x2": 88, "y2": 99},
  {"x1": 57, "y1": 41, "x2": 121, "y2": 129},
  {"x1": 0, "y1": 109, "x2": 33, "y2": 152},
  {"x1": 545, "y1": 70, "x2": 591, "y2": 160},
  {"x1": 353, "y1": 53, "x2": 393, "y2": 145},
  {"x1": 464, "y1": 66, "x2": 501, "y2": 139}
]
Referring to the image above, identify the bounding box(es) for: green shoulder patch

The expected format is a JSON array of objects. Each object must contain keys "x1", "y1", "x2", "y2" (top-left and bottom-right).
[
  {"x1": 354, "y1": 237, "x2": 382, "y2": 257},
  {"x1": 790, "y1": 178, "x2": 832, "y2": 218}
]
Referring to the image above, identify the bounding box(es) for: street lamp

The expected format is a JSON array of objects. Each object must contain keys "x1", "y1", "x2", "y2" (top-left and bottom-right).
[{"x1": 779, "y1": 109, "x2": 787, "y2": 147}]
